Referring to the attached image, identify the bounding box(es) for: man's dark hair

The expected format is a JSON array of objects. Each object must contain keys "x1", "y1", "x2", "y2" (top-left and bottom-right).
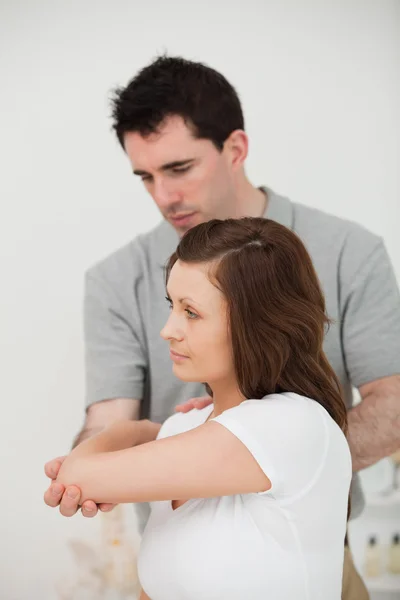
[{"x1": 110, "y1": 55, "x2": 245, "y2": 151}]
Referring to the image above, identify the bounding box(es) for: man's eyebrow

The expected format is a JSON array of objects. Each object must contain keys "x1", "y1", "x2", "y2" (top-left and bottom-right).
[{"x1": 133, "y1": 159, "x2": 195, "y2": 176}]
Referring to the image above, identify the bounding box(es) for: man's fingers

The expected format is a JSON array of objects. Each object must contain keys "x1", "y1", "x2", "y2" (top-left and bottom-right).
[
  {"x1": 81, "y1": 500, "x2": 98, "y2": 518},
  {"x1": 59, "y1": 486, "x2": 81, "y2": 517},
  {"x1": 175, "y1": 396, "x2": 213, "y2": 412},
  {"x1": 193, "y1": 398, "x2": 212, "y2": 409},
  {"x1": 174, "y1": 402, "x2": 192, "y2": 413},
  {"x1": 44, "y1": 456, "x2": 66, "y2": 479},
  {"x1": 44, "y1": 481, "x2": 65, "y2": 507}
]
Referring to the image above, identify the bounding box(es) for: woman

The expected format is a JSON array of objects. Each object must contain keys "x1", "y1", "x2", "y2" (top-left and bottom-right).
[{"x1": 51, "y1": 218, "x2": 352, "y2": 600}]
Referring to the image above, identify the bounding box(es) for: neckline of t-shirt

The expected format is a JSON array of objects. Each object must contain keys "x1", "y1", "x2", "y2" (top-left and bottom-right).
[
  {"x1": 201, "y1": 403, "x2": 214, "y2": 424},
  {"x1": 201, "y1": 393, "x2": 315, "y2": 420}
]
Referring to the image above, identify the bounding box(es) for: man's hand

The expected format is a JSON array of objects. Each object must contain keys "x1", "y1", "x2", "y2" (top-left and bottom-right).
[
  {"x1": 174, "y1": 395, "x2": 213, "y2": 413},
  {"x1": 44, "y1": 456, "x2": 116, "y2": 517}
]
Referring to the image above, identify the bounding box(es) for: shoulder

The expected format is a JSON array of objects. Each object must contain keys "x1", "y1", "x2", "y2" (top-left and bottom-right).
[
  {"x1": 85, "y1": 222, "x2": 157, "y2": 280},
  {"x1": 214, "y1": 393, "x2": 342, "y2": 448},
  {"x1": 157, "y1": 406, "x2": 212, "y2": 440},
  {"x1": 291, "y1": 201, "x2": 389, "y2": 294},
  {"x1": 84, "y1": 220, "x2": 178, "y2": 287},
  {"x1": 211, "y1": 393, "x2": 351, "y2": 496},
  {"x1": 292, "y1": 201, "x2": 382, "y2": 258},
  {"x1": 225, "y1": 392, "x2": 323, "y2": 420}
]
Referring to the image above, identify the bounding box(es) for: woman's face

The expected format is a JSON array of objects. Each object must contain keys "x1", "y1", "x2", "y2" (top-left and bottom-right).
[{"x1": 160, "y1": 260, "x2": 235, "y2": 386}]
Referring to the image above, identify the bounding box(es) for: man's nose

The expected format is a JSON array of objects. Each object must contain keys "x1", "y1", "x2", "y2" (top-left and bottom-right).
[{"x1": 153, "y1": 178, "x2": 180, "y2": 209}]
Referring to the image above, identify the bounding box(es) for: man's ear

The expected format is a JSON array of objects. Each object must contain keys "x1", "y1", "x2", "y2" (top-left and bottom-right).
[{"x1": 224, "y1": 129, "x2": 248, "y2": 170}]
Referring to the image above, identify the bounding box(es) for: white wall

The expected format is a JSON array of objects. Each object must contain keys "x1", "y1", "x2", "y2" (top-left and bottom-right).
[{"x1": 0, "y1": 1, "x2": 399, "y2": 598}]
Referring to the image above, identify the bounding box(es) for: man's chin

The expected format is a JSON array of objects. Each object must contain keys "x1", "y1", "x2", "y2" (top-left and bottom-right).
[{"x1": 168, "y1": 212, "x2": 203, "y2": 233}]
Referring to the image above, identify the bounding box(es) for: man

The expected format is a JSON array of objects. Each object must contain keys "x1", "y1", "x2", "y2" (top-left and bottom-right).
[{"x1": 44, "y1": 56, "x2": 400, "y2": 599}]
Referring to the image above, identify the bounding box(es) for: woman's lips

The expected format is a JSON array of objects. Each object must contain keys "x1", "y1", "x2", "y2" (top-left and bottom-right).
[{"x1": 170, "y1": 349, "x2": 189, "y2": 361}]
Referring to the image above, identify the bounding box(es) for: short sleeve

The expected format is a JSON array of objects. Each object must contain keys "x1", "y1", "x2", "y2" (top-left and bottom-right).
[
  {"x1": 84, "y1": 268, "x2": 147, "y2": 407},
  {"x1": 341, "y1": 239, "x2": 400, "y2": 388},
  {"x1": 156, "y1": 413, "x2": 185, "y2": 440},
  {"x1": 211, "y1": 395, "x2": 329, "y2": 500}
]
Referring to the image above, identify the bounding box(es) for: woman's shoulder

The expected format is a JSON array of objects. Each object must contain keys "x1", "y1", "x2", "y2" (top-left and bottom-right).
[
  {"x1": 157, "y1": 405, "x2": 213, "y2": 440},
  {"x1": 238, "y1": 392, "x2": 323, "y2": 418},
  {"x1": 223, "y1": 392, "x2": 347, "y2": 445},
  {"x1": 244, "y1": 393, "x2": 349, "y2": 454}
]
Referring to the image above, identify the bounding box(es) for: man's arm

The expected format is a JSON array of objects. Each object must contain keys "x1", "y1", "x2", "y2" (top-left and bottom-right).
[
  {"x1": 71, "y1": 418, "x2": 162, "y2": 458},
  {"x1": 72, "y1": 397, "x2": 141, "y2": 448},
  {"x1": 348, "y1": 375, "x2": 400, "y2": 472},
  {"x1": 338, "y1": 234, "x2": 400, "y2": 472}
]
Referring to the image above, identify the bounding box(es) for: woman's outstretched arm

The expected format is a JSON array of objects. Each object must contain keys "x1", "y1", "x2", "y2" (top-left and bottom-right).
[{"x1": 55, "y1": 418, "x2": 271, "y2": 505}]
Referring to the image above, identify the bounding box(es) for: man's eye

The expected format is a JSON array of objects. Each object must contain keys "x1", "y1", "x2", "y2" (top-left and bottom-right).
[
  {"x1": 185, "y1": 309, "x2": 198, "y2": 319},
  {"x1": 172, "y1": 167, "x2": 190, "y2": 175}
]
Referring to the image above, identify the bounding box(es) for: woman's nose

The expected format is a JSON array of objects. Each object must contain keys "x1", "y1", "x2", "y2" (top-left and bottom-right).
[{"x1": 160, "y1": 313, "x2": 184, "y2": 341}]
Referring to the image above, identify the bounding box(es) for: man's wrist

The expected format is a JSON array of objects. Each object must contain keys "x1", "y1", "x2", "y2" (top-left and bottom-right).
[
  {"x1": 71, "y1": 418, "x2": 160, "y2": 454},
  {"x1": 71, "y1": 426, "x2": 103, "y2": 450},
  {"x1": 72, "y1": 420, "x2": 140, "y2": 456}
]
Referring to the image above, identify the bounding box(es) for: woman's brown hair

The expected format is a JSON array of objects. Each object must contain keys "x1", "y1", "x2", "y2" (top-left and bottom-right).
[{"x1": 166, "y1": 217, "x2": 348, "y2": 434}]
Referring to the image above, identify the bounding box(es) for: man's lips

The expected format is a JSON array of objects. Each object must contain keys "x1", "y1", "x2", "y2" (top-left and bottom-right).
[{"x1": 169, "y1": 212, "x2": 196, "y2": 224}]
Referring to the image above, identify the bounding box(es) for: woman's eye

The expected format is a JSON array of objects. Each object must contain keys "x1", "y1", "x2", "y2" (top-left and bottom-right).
[
  {"x1": 185, "y1": 309, "x2": 198, "y2": 319},
  {"x1": 165, "y1": 296, "x2": 173, "y2": 309}
]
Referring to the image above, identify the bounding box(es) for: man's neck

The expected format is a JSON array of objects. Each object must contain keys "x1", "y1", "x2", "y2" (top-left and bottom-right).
[{"x1": 233, "y1": 177, "x2": 268, "y2": 219}]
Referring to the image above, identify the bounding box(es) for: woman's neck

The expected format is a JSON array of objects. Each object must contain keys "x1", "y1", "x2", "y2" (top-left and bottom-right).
[{"x1": 209, "y1": 381, "x2": 245, "y2": 419}]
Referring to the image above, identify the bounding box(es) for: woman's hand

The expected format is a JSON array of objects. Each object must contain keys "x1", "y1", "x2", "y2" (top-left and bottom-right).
[
  {"x1": 44, "y1": 455, "x2": 116, "y2": 517},
  {"x1": 44, "y1": 419, "x2": 159, "y2": 516}
]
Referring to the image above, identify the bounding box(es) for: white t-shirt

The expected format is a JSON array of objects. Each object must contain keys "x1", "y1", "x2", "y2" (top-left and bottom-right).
[{"x1": 137, "y1": 392, "x2": 352, "y2": 600}]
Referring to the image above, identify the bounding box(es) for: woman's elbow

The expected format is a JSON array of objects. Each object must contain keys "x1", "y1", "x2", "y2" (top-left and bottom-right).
[
  {"x1": 56, "y1": 457, "x2": 92, "y2": 499},
  {"x1": 56, "y1": 454, "x2": 114, "y2": 504}
]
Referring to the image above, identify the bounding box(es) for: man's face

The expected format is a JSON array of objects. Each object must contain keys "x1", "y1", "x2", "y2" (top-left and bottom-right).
[{"x1": 124, "y1": 116, "x2": 237, "y2": 236}]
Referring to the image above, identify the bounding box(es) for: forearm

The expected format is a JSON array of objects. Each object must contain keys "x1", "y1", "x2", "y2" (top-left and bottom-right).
[
  {"x1": 56, "y1": 420, "x2": 163, "y2": 504},
  {"x1": 70, "y1": 419, "x2": 161, "y2": 459},
  {"x1": 72, "y1": 426, "x2": 103, "y2": 449},
  {"x1": 55, "y1": 443, "x2": 153, "y2": 505},
  {"x1": 71, "y1": 398, "x2": 142, "y2": 449},
  {"x1": 347, "y1": 384, "x2": 400, "y2": 472}
]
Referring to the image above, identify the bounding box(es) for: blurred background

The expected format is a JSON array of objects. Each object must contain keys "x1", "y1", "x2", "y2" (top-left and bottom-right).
[{"x1": 0, "y1": 0, "x2": 399, "y2": 598}]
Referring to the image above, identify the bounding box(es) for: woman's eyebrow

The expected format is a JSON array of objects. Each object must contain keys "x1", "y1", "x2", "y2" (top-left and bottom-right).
[{"x1": 166, "y1": 291, "x2": 202, "y2": 307}]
